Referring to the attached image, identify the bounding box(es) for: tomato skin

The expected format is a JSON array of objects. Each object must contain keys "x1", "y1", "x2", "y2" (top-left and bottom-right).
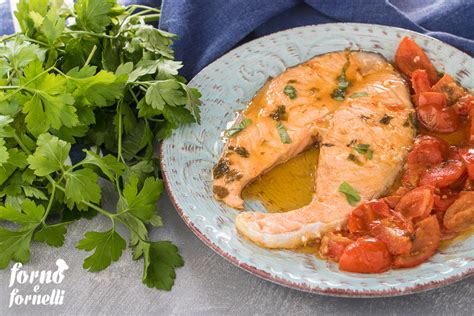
[
  {"x1": 411, "y1": 69, "x2": 431, "y2": 94},
  {"x1": 369, "y1": 216, "x2": 413, "y2": 255},
  {"x1": 417, "y1": 102, "x2": 460, "y2": 133},
  {"x1": 395, "y1": 186, "x2": 435, "y2": 220},
  {"x1": 393, "y1": 216, "x2": 441, "y2": 268},
  {"x1": 395, "y1": 37, "x2": 438, "y2": 84},
  {"x1": 348, "y1": 200, "x2": 391, "y2": 234},
  {"x1": 470, "y1": 109, "x2": 474, "y2": 144},
  {"x1": 408, "y1": 135, "x2": 449, "y2": 166},
  {"x1": 443, "y1": 192, "x2": 474, "y2": 232},
  {"x1": 419, "y1": 160, "x2": 466, "y2": 188},
  {"x1": 319, "y1": 232, "x2": 353, "y2": 261},
  {"x1": 433, "y1": 192, "x2": 458, "y2": 212},
  {"x1": 339, "y1": 237, "x2": 392, "y2": 273},
  {"x1": 453, "y1": 94, "x2": 474, "y2": 116},
  {"x1": 458, "y1": 147, "x2": 474, "y2": 179},
  {"x1": 413, "y1": 92, "x2": 446, "y2": 108},
  {"x1": 431, "y1": 74, "x2": 465, "y2": 105}
]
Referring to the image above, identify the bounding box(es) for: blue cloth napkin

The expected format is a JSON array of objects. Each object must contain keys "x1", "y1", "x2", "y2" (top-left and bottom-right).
[
  {"x1": 159, "y1": 0, "x2": 474, "y2": 79},
  {"x1": 1, "y1": 0, "x2": 473, "y2": 79}
]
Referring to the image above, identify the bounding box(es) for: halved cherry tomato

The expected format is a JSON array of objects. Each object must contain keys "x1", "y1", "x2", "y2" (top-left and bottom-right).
[
  {"x1": 433, "y1": 191, "x2": 459, "y2": 212},
  {"x1": 348, "y1": 200, "x2": 391, "y2": 234},
  {"x1": 419, "y1": 160, "x2": 466, "y2": 188},
  {"x1": 369, "y1": 215, "x2": 413, "y2": 255},
  {"x1": 453, "y1": 94, "x2": 473, "y2": 116},
  {"x1": 431, "y1": 74, "x2": 465, "y2": 105},
  {"x1": 417, "y1": 102, "x2": 460, "y2": 133},
  {"x1": 407, "y1": 135, "x2": 449, "y2": 166},
  {"x1": 413, "y1": 92, "x2": 446, "y2": 108},
  {"x1": 395, "y1": 185, "x2": 434, "y2": 220},
  {"x1": 458, "y1": 147, "x2": 474, "y2": 179},
  {"x1": 443, "y1": 192, "x2": 474, "y2": 232},
  {"x1": 339, "y1": 237, "x2": 392, "y2": 273},
  {"x1": 448, "y1": 146, "x2": 462, "y2": 160},
  {"x1": 319, "y1": 232, "x2": 353, "y2": 261},
  {"x1": 411, "y1": 69, "x2": 431, "y2": 94},
  {"x1": 395, "y1": 37, "x2": 439, "y2": 84},
  {"x1": 393, "y1": 216, "x2": 441, "y2": 268}
]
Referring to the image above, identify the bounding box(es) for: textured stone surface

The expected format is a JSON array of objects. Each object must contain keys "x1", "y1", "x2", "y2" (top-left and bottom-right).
[{"x1": 0, "y1": 192, "x2": 472, "y2": 315}]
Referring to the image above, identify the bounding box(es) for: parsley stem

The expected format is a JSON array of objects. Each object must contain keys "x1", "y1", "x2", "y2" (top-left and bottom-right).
[
  {"x1": 116, "y1": 101, "x2": 124, "y2": 164},
  {"x1": 0, "y1": 86, "x2": 19, "y2": 89},
  {"x1": 42, "y1": 184, "x2": 56, "y2": 224},
  {"x1": 84, "y1": 45, "x2": 97, "y2": 67}
]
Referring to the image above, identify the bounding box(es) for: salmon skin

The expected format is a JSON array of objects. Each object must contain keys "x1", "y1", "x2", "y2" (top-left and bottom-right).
[{"x1": 213, "y1": 51, "x2": 415, "y2": 249}]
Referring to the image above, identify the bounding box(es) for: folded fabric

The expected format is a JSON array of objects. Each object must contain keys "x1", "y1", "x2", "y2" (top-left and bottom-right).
[
  {"x1": 159, "y1": 0, "x2": 474, "y2": 79},
  {"x1": 1, "y1": 0, "x2": 473, "y2": 80}
]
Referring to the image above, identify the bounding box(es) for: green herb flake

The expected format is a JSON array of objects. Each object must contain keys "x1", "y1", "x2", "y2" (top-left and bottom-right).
[
  {"x1": 354, "y1": 143, "x2": 370, "y2": 154},
  {"x1": 338, "y1": 182, "x2": 361, "y2": 206},
  {"x1": 225, "y1": 119, "x2": 252, "y2": 137},
  {"x1": 331, "y1": 62, "x2": 350, "y2": 101},
  {"x1": 276, "y1": 122, "x2": 291, "y2": 144},
  {"x1": 283, "y1": 85, "x2": 297, "y2": 100},
  {"x1": 350, "y1": 92, "x2": 368, "y2": 98},
  {"x1": 367, "y1": 149, "x2": 374, "y2": 160},
  {"x1": 379, "y1": 114, "x2": 393, "y2": 125}
]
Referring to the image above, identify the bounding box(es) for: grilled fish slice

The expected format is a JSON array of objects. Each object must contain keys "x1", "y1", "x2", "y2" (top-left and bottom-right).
[{"x1": 233, "y1": 52, "x2": 415, "y2": 249}]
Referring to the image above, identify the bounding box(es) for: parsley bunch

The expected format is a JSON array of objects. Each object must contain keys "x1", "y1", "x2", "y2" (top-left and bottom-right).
[{"x1": 0, "y1": 0, "x2": 201, "y2": 290}]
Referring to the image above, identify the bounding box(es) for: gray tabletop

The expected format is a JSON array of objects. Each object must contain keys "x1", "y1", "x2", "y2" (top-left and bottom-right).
[{"x1": 1, "y1": 191, "x2": 473, "y2": 315}]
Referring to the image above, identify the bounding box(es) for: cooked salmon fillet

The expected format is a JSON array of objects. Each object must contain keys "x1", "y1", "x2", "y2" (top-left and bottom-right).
[{"x1": 213, "y1": 51, "x2": 415, "y2": 249}]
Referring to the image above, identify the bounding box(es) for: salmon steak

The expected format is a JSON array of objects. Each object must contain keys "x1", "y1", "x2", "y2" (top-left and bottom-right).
[{"x1": 212, "y1": 51, "x2": 415, "y2": 249}]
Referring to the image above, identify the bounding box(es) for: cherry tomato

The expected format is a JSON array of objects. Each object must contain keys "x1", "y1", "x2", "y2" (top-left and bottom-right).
[
  {"x1": 443, "y1": 192, "x2": 474, "y2": 232},
  {"x1": 393, "y1": 216, "x2": 441, "y2": 268},
  {"x1": 395, "y1": 37, "x2": 439, "y2": 84},
  {"x1": 348, "y1": 200, "x2": 391, "y2": 234},
  {"x1": 413, "y1": 92, "x2": 447, "y2": 108},
  {"x1": 411, "y1": 69, "x2": 431, "y2": 94},
  {"x1": 419, "y1": 160, "x2": 466, "y2": 188},
  {"x1": 339, "y1": 237, "x2": 392, "y2": 273},
  {"x1": 369, "y1": 215, "x2": 414, "y2": 255},
  {"x1": 395, "y1": 186, "x2": 435, "y2": 220},
  {"x1": 433, "y1": 191, "x2": 459, "y2": 212},
  {"x1": 417, "y1": 102, "x2": 460, "y2": 133},
  {"x1": 453, "y1": 94, "x2": 474, "y2": 116},
  {"x1": 319, "y1": 232, "x2": 353, "y2": 261},
  {"x1": 458, "y1": 147, "x2": 474, "y2": 179},
  {"x1": 431, "y1": 74, "x2": 466, "y2": 105},
  {"x1": 407, "y1": 135, "x2": 449, "y2": 166}
]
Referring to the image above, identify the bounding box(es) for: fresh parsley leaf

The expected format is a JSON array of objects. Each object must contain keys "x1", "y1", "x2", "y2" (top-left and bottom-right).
[
  {"x1": 76, "y1": 229, "x2": 126, "y2": 272},
  {"x1": 34, "y1": 223, "x2": 67, "y2": 247},
  {"x1": 75, "y1": 0, "x2": 113, "y2": 33},
  {"x1": 338, "y1": 182, "x2": 361, "y2": 206},
  {"x1": 120, "y1": 176, "x2": 163, "y2": 223},
  {"x1": 64, "y1": 168, "x2": 102, "y2": 207},
  {"x1": 225, "y1": 119, "x2": 252, "y2": 137},
  {"x1": 0, "y1": 139, "x2": 9, "y2": 166},
  {"x1": 145, "y1": 80, "x2": 187, "y2": 110},
  {"x1": 283, "y1": 85, "x2": 297, "y2": 99},
  {"x1": 27, "y1": 133, "x2": 70, "y2": 176},
  {"x1": 0, "y1": 199, "x2": 44, "y2": 225},
  {"x1": 142, "y1": 241, "x2": 184, "y2": 291},
  {"x1": 0, "y1": 227, "x2": 35, "y2": 269},
  {"x1": 276, "y1": 122, "x2": 291, "y2": 144}
]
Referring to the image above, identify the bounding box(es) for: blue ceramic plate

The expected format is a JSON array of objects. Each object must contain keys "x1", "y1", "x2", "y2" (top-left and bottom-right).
[{"x1": 161, "y1": 23, "x2": 473, "y2": 297}]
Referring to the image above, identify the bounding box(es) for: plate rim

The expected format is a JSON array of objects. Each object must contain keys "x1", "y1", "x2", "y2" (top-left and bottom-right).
[{"x1": 160, "y1": 22, "x2": 474, "y2": 297}]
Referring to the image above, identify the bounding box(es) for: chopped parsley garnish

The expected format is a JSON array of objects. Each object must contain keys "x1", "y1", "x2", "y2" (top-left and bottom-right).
[
  {"x1": 354, "y1": 143, "x2": 374, "y2": 160},
  {"x1": 338, "y1": 182, "x2": 361, "y2": 206},
  {"x1": 322, "y1": 143, "x2": 335, "y2": 147},
  {"x1": 276, "y1": 122, "x2": 291, "y2": 144},
  {"x1": 283, "y1": 85, "x2": 297, "y2": 99},
  {"x1": 225, "y1": 119, "x2": 252, "y2": 137},
  {"x1": 350, "y1": 92, "x2": 368, "y2": 98},
  {"x1": 229, "y1": 146, "x2": 249, "y2": 158},
  {"x1": 271, "y1": 105, "x2": 287, "y2": 121},
  {"x1": 379, "y1": 114, "x2": 393, "y2": 125},
  {"x1": 331, "y1": 62, "x2": 350, "y2": 101}
]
